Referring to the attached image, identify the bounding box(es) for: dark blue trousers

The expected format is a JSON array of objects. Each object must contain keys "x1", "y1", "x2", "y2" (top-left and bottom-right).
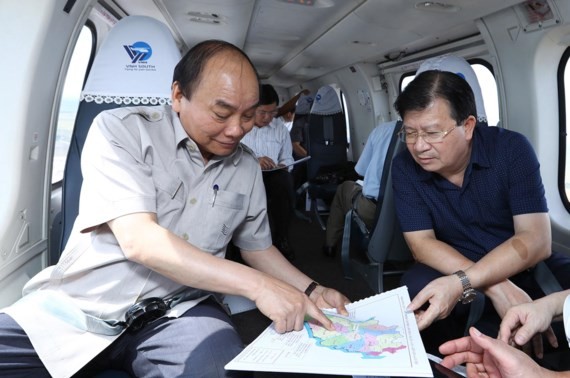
[{"x1": 0, "y1": 298, "x2": 249, "y2": 377}]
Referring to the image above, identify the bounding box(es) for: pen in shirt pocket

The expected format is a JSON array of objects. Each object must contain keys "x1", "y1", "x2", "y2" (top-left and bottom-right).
[{"x1": 212, "y1": 184, "x2": 219, "y2": 207}]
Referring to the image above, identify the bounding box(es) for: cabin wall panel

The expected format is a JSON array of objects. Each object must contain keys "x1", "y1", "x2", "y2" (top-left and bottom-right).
[
  {"x1": 0, "y1": 0, "x2": 94, "y2": 304},
  {"x1": 481, "y1": 2, "x2": 570, "y2": 254}
]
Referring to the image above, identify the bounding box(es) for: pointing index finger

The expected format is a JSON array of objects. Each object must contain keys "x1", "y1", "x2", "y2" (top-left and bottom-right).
[{"x1": 307, "y1": 305, "x2": 334, "y2": 331}]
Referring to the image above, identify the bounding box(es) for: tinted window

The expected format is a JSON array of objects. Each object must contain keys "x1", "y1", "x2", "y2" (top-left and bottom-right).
[
  {"x1": 400, "y1": 61, "x2": 500, "y2": 126},
  {"x1": 52, "y1": 26, "x2": 93, "y2": 184},
  {"x1": 559, "y1": 48, "x2": 570, "y2": 208}
]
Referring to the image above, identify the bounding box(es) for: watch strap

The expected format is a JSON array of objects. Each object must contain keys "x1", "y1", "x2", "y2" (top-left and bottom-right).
[
  {"x1": 453, "y1": 270, "x2": 476, "y2": 304},
  {"x1": 304, "y1": 281, "x2": 319, "y2": 297},
  {"x1": 453, "y1": 270, "x2": 471, "y2": 292}
]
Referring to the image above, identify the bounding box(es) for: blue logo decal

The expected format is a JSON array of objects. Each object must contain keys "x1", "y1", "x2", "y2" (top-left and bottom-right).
[{"x1": 124, "y1": 41, "x2": 152, "y2": 63}]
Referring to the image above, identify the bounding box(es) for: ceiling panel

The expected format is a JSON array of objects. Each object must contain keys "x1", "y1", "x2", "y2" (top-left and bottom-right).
[{"x1": 113, "y1": 0, "x2": 528, "y2": 88}]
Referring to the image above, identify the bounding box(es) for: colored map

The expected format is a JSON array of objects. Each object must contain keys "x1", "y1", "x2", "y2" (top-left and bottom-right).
[
  {"x1": 225, "y1": 286, "x2": 433, "y2": 377},
  {"x1": 305, "y1": 313, "x2": 407, "y2": 359}
]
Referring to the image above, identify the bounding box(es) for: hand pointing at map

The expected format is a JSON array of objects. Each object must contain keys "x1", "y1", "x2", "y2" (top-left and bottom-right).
[
  {"x1": 307, "y1": 283, "x2": 350, "y2": 318},
  {"x1": 300, "y1": 284, "x2": 351, "y2": 333},
  {"x1": 252, "y1": 274, "x2": 350, "y2": 334}
]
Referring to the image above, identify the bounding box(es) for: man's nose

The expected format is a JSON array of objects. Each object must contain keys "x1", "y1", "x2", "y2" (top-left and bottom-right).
[
  {"x1": 226, "y1": 119, "x2": 247, "y2": 139},
  {"x1": 412, "y1": 135, "x2": 430, "y2": 151}
]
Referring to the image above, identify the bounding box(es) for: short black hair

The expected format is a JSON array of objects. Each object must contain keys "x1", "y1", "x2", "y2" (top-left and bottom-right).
[
  {"x1": 173, "y1": 39, "x2": 260, "y2": 100},
  {"x1": 259, "y1": 84, "x2": 279, "y2": 106},
  {"x1": 394, "y1": 70, "x2": 476, "y2": 124}
]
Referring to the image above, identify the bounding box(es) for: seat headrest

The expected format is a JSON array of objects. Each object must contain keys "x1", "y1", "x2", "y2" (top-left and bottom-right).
[
  {"x1": 295, "y1": 94, "x2": 314, "y2": 115},
  {"x1": 417, "y1": 54, "x2": 487, "y2": 123},
  {"x1": 310, "y1": 85, "x2": 342, "y2": 115},
  {"x1": 80, "y1": 16, "x2": 181, "y2": 106}
]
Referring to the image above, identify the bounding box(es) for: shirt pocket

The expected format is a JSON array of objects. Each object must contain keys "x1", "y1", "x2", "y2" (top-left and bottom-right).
[
  {"x1": 199, "y1": 189, "x2": 246, "y2": 252},
  {"x1": 151, "y1": 168, "x2": 184, "y2": 229}
]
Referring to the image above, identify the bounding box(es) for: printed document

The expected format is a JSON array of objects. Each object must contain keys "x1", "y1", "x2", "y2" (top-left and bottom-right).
[
  {"x1": 262, "y1": 155, "x2": 311, "y2": 172},
  {"x1": 225, "y1": 286, "x2": 433, "y2": 377}
]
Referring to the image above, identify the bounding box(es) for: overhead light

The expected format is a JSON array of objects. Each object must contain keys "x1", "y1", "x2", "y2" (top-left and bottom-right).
[
  {"x1": 414, "y1": 2, "x2": 460, "y2": 13},
  {"x1": 187, "y1": 11, "x2": 224, "y2": 25},
  {"x1": 279, "y1": 0, "x2": 315, "y2": 6},
  {"x1": 384, "y1": 50, "x2": 406, "y2": 62},
  {"x1": 352, "y1": 41, "x2": 377, "y2": 47},
  {"x1": 275, "y1": 0, "x2": 334, "y2": 8}
]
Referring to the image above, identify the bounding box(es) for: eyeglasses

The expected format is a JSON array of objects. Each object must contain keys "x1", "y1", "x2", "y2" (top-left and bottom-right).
[
  {"x1": 256, "y1": 109, "x2": 278, "y2": 117},
  {"x1": 397, "y1": 124, "x2": 461, "y2": 144}
]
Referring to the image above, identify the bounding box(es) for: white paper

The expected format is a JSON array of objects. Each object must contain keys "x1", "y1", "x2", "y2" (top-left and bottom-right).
[
  {"x1": 262, "y1": 155, "x2": 311, "y2": 172},
  {"x1": 225, "y1": 286, "x2": 433, "y2": 377}
]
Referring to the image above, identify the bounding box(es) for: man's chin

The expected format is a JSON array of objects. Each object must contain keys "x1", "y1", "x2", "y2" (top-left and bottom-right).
[
  {"x1": 213, "y1": 144, "x2": 238, "y2": 157},
  {"x1": 414, "y1": 159, "x2": 439, "y2": 172}
]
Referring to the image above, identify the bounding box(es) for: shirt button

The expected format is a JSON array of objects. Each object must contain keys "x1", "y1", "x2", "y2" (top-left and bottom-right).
[
  {"x1": 189, "y1": 198, "x2": 197, "y2": 205},
  {"x1": 151, "y1": 112, "x2": 160, "y2": 120},
  {"x1": 182, "y1": 233, "x2": 189, "y2": 241},
  {"x1": 188, "y1": 145, "x2": 196, "y2": 152}
]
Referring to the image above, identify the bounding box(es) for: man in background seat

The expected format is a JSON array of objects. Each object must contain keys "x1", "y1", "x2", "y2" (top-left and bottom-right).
[
  {"x1": 322, "y1": 121, "x2": 397, "y2": 257},
  {"x1": 290, "y1": 92, "x2": 313, "y2": 192},
  {"x1": 241, "y1": 84, "x2": 297, "y2": 260}
]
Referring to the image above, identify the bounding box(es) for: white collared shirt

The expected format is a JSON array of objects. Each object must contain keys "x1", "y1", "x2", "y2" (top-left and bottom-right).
[{"x1": 241, "y1": 117, "x2": 294, "y2": 169}]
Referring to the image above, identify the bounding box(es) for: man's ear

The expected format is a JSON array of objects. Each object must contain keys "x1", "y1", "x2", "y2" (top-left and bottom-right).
[
  {"x1": 171, "y1": 82, "x2": 183, "y2": 112},
  {"x1": 464, "y1": 115, "x2": 477, "y2": 140}
]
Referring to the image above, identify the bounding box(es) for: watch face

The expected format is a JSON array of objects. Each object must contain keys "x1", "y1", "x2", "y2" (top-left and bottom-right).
[{"x1": 461, "y1": 290, "x2": 477, "y2": 304}]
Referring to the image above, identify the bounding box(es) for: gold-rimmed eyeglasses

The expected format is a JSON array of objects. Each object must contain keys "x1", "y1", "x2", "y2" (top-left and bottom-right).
[{"x1": 397, "y1": 124, "x2": 461, "y2": 144}]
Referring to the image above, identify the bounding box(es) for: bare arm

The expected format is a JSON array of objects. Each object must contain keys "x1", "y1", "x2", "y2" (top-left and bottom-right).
[
  {"x1": 108, "y1": 212, "x2": 348, "y2": 333},
  {"x1": 407, "y1": 212, "x2": 551, "y2": 329},
  {"x1": 241, "y1": 247, "x2": 350, "y2": 314},
  {"x1": 405, "y1": 213, "x2": 550, "y2": 288},
  {"x1": 108, "y1": 212, "x2": 268, "y2": 298},
  {"x1": 498, "y1": 290, "x2": 570, "y2": 346},
  {"x1": 241, "y1": 246, "x2": 313, "y2": 292},
  {"x1": 472, "y1": 213, "x2": 551, "y2": 291}
]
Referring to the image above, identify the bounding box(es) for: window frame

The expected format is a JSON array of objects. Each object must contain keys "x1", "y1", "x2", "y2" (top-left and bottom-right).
[
  {"x1": 398, "y1": 58, "x2": 499, "y2": 127},
  {"x1": 51, "y1": 21, "x2": 96, "y2": 185},
  {"x1": 557, "y1": 47, "x2": 570, "y2": 211}
]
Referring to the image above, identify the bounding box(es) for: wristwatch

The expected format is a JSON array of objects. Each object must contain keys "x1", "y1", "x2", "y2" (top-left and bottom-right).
[{"x1": 453, "y1": 270, "x2": 477, "y2": 304}]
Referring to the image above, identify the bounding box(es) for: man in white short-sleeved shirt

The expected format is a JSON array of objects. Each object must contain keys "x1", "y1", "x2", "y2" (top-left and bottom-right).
[
  {"x1": 241, "y1": 84, "x2": 297, "y2": 260},
  {"x1": 0, "y1": 40, "x2": 349, "y2": 378}
]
